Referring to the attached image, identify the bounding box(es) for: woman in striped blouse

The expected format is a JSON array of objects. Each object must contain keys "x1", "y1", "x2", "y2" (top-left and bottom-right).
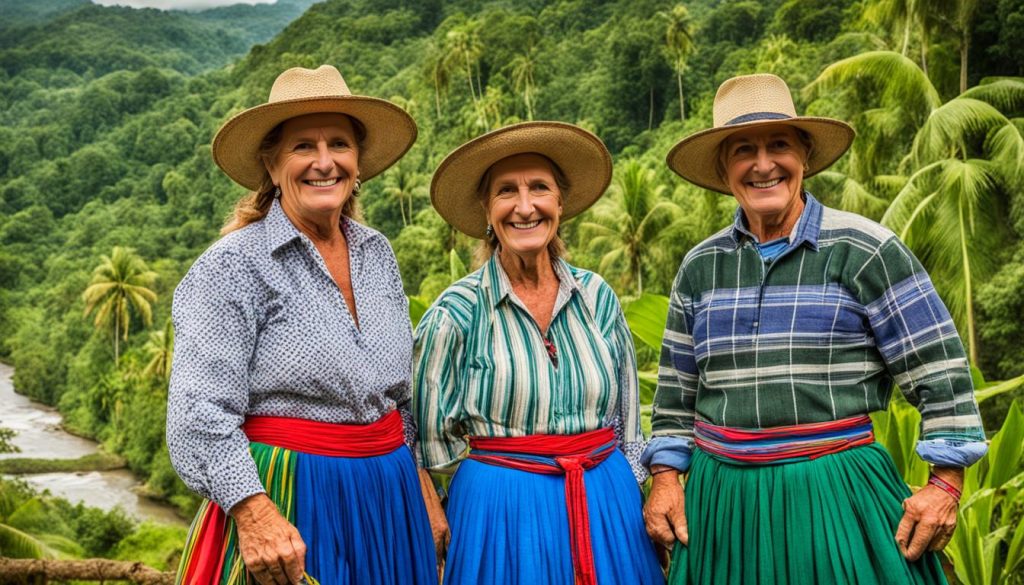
[{"x1": 414, "y1": 122, "x2": 663, "y2": 585}]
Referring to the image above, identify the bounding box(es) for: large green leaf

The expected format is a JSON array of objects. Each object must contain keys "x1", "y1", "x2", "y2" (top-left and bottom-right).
[
  {"x1": 975, "y1": 372, "x2": 1024, "y2": 403},
  {"x1": 870, "y1": 397, "x2": 928, "y2": 486},
  {"x1": 981, "y1": 400, "x2": 1024, "y2": 490},
  {"x1": 624, "y1": 293, "x2": 669, "y2": 352},
  {"x1": 408, "y1": 295, "x2": 430, "y2": 330}
]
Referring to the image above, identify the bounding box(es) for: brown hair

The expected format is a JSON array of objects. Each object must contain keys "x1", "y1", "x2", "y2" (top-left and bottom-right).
[
  {"x1": 473, "y1": 153, "x2": 570, "y2": 264},
  {"x1": 221, "y1": 115, "x2": 367, "y2": 234},
  {"x1": 714, "y1": 126, "x2": 814, "y2": 186}
]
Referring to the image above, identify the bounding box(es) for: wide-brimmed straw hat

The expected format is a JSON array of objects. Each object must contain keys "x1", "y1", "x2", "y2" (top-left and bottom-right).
[
  {"x1": 431, "y1": 122, "x2": 612, "y2": 239},
  {"x1": 666, "y1": 73, "x2": 855, "y2": 194},
  {"x1": 212, "y1": 65, "x2": 417, "y2": 190}
]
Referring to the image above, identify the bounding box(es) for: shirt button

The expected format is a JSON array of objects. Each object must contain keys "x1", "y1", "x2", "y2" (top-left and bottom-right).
[{"x1": 752, "y1": 321, "x2": 759, "y2": 328}]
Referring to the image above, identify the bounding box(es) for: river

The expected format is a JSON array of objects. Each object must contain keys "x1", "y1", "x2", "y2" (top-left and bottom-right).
[{"x1": 0, "y1": 362, "x2": 184, "y2": 525}]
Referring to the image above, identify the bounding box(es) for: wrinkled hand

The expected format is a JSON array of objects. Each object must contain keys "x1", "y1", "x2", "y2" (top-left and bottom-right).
[
  {"x1": 896, "y1": 467, "x2": 963, "y2": 561},
  {"x1": 418, "y1": 468, "x2": 450, "y2": 575},
  {"x1": 643, "y1": 466, "x2": 688, "y2": 549},
  {"x1": 231, "y1": 493, "x2": 306, "y2": 585}
]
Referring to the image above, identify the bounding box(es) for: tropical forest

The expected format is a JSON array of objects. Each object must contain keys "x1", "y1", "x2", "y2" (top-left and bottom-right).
[{"x1": 0, "y1": 0, "x2": 1023, "y2": 582}]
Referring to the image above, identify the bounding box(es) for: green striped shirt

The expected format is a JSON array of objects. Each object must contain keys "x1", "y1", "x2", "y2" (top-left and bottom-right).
[
  {"x1": 414, "y1": 255, "x2": 645, "y2": 479},
  {"x1": 644, "y1": 194, "x2": 986, "y2": 471}
]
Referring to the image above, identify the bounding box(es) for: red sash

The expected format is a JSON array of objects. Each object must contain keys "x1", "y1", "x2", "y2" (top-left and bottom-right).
[
  {"x1": 468, "y1": 428, "x2": 616, "y2": 585},
  {"x1": 241, "y1": 409, "x2": 405, "y2": 457},
  {"x1": 178, "y1": 411, "x2": 405, "y2": 585},
  {"x1": 693, "y1": 414, "x2": 874, "y2": 464}
]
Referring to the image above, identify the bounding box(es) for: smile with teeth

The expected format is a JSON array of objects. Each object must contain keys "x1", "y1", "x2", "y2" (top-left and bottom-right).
[
  {"x1": 749, "y1": 178, "x2": 784, "y2": 189},
  {"x1": 305, "y1": 178, "x2": 340, "y2": 187},
  {"x1": 510, "y1": 220, "x2": 541, "y2": 229}
]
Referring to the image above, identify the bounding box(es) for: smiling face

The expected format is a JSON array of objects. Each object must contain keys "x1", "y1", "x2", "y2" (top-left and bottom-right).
[
  {"x1": 721, "y1": 124, "x2": 808, "y2": 224},
  {"x1": 484, "y1": 153, "x2": 564, "y2": 260},
  {"x1": 265, "y1": 113, "x2": 360, "y2": 221}
]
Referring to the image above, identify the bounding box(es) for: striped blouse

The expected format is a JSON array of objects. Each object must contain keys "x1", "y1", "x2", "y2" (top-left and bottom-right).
[{"x1": 414, "y1": 255, "x2": 646, "y2": 481}]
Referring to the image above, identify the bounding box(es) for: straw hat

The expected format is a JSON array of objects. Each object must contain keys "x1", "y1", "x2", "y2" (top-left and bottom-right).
[
  {"x1": 666, "y1": 73, "x2": 855, "y2": 194},
  {"x1": 212, "y1": 65, "x2": 417, "y2": 190},
  {"x1": 431, "y1": 122, "x2": 612, "y2": 239}
]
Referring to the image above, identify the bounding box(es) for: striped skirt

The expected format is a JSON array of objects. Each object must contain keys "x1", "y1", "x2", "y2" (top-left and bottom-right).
[
  {"x1": 669, "y1": 426, "x2": 947, "y2": 584},
  {"x1": 442, "y1": 429, "x2": 664, "y2": 585},
  {"x1": 176, "y1": 412, "x2": 437, "y2": 584}
]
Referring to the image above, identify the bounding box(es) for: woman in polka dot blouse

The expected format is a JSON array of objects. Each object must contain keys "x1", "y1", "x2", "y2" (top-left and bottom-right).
[{"x1": 166, "y1": 65, "x2": 441, "y2": 585}]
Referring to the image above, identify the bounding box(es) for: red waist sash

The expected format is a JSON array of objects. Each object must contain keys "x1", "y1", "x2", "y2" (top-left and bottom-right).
[
  {"x1": 693, "y1": 414, "x2": 874, "y2": 464},
  {"x1": 242, "y1": 409, "x2": 404, "y2": 456},
  {"x1": 468, "y1": 428, "x2": 616, "y2": 585}
]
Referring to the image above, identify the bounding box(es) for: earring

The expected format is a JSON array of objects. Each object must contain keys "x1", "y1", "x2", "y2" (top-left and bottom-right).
[
  {"x1": 352, "y1": 179, "x2": 362, "y2": 197},
  {"x1": 273, "y1": 186, "x2": 281, "y2": 199},
  {"x1": 485, "y1": 224, "x2": 494, "y2": 238}
]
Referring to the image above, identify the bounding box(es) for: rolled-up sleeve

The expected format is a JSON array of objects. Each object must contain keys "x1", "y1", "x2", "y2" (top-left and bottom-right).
[
  {"x1": 856, "y1": 236, "x2": 987, "y2": 467},
  {"x1": 413, "y1": 306, "x2": 466, "y2": 473},
  {"x1": 166, "y1": 247, "x2": 265, "y2": 512},
  {"x1": 642, "y1": 267, "x2": 698, "y2": 472}
]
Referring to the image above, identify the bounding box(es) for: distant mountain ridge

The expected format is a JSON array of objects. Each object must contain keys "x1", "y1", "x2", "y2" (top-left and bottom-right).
[{"x1": 0, "y1": 0, "x2": 323, "y2": 77}]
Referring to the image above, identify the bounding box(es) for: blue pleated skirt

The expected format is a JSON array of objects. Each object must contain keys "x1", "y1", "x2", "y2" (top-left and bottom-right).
[
  {"x1": 294, "y1": 446, "x2": 437, "y2": 584},
  {"x1": 443, "y1": 449, "x2": 664, "y2": 585}
]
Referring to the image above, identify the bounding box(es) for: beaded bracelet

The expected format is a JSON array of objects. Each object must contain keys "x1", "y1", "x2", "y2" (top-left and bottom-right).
[{"x1": 927, "y1": 474, "x2": 962, "y2": 502}]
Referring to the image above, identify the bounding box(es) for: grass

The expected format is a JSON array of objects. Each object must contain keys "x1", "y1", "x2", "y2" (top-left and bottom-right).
[{"x1": 0, "y1": 452, "x2": 126, "y2": 474}]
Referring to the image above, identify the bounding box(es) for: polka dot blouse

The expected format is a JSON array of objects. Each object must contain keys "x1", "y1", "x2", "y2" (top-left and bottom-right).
[{"x1": 166, "y1": 199, "x2": 416, "y2": 512}]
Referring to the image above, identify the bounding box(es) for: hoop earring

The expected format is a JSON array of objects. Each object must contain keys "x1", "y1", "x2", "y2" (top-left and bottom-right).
[{"x1": 352, "y1": 179, "x2": 362, "y2": 197}]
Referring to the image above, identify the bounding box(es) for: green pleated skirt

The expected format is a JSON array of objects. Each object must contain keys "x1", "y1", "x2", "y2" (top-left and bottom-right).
[{"x1": 667, "y1": 443, "x2": 947, "y2": 585}]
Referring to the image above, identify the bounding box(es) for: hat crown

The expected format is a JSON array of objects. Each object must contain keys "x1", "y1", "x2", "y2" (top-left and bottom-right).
[
  {"x1": 268, "y1": 65, "x2": 352, "y2": 103},
  {"x1": 712, "y1": 74, "x2": 798, "y2": 127}
]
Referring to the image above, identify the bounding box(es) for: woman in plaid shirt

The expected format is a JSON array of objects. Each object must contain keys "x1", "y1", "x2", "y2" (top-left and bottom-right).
[{"x1": 642, "y1": 74, "x2": 986, "y2": 584}]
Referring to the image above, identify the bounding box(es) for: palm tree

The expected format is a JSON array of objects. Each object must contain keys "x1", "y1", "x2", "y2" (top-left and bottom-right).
[
  {"x1": 806, "y1": 51, "x2": 940, "y2": 182},
  {"x1": 510, "y1": 46, "x2": 538, "y2": 121},
  {"x1": 580, "y1": 159, "x2": 682, "y2": 295},
  {"x1": 954, "y1": 0, "x2": 981, "y2": 93},
  {"x1": 82, "y1": 247, "x2": 158, "y2": 367},
  {"x1": 143, "y1": 318, "x2": 174, "y2": 382},
  {"x1": 424, "y1": 38, "x2": 453, "y2": 118},
  {"x1": 658, "y1": 5, "x2": 696, "y2": 122},
  {"x1": 443, "y1": 23, "x2": 484, "y2": 122},
  {"x1": 809, "y1": 53, "x2": 1024, "y2": 363},
  {"x1": 382, "y1": 160, "x2": 428, "y2": 227}
]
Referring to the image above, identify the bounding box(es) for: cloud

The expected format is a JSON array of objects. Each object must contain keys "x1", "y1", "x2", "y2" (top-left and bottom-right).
[{"x1": 92, "y1": 0, "x2": 277, "y2": 10}]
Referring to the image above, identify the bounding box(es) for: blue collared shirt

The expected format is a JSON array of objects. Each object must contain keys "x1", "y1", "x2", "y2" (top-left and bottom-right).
[{"x1": 167, "y1": 199, "x2": 414, "y2": 511}]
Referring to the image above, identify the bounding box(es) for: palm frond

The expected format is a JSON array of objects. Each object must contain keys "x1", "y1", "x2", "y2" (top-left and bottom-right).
[
  {"x1": 961, "y1": 78, "x2": 1024, "y2": 117},
  {"x1": 911, "y1": 98, "x2": 1010, "y2": 165},
  {"x1": 805, "y1": 51, "x2": 941, "y2": 120},
  {"x1": 809, "y1": 171, "x2": 891, "y2": 220}
]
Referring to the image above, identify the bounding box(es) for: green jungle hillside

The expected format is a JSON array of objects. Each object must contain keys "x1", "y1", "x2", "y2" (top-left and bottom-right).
[{"x1": 1, "y1": 0, "x2": 1024, "y2": 579}]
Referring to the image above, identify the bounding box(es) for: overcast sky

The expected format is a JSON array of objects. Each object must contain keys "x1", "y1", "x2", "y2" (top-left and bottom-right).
[{"x1": 92, "y1": 0, "x2": 277, "y2": 10}]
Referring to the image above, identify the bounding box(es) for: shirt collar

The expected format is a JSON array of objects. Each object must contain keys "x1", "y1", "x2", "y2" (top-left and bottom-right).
[
  {"x1": 729, "y1": 191, "x2": 822, "y2": 252},
  {"x1": 265, "y1": 198, "x2": 380, "y2": 254},
  {"x1": 481, "y1": 254, "x2": 585, "y2": 313}
]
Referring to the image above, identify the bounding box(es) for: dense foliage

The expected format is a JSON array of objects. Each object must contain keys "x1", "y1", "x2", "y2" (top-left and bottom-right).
[{"x1": 1, "y1": 0, "x2": 1023, "y2": 578}]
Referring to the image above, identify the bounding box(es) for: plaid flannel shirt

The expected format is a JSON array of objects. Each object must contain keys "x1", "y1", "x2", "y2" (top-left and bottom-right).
[{"x1": 643, "y1": 194, "x2": 986, "y2": 471}]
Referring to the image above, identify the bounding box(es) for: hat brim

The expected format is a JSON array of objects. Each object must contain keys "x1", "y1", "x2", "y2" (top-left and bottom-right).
[
  {"x1": 431, "y1": 122, "x2": 612, "y2": 239},
  {"x1": 666, "y1": 117, "x2": 855, "y2": 194},
  {"x1": 212, "y1": 96, "x2": 417, "y2": 191}
]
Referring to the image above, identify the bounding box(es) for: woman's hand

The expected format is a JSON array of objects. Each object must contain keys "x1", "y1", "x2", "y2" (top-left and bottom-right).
[
  {"x1": 895, "y1": 467, "x2": 963, "y2": 561},
  {"x1": 643, "y1": 466, "x2": 688, "y2": 548},
  {"x1": 230, "y1": 493, "x2": 307, "y2": 584},
  {"x1": 418, "y1": 469, "x2": 451, "y2": 573}
]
